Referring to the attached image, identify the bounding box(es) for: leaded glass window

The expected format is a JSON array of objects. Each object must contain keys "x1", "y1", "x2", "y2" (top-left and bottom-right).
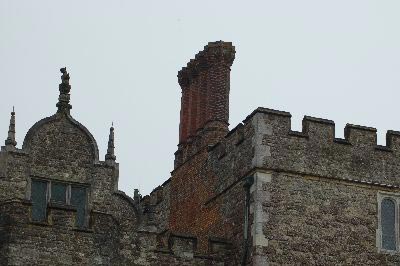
[
  {"x1": 30, "y1": 179, "x2": 88, "y2": 227},
  {"x1": 71, "y1": 186, "x2": 87, "y2": 228},
  {"x1": 31, "y1": 180, "x2": 47, "y2": 222},
  {"x1": 382, "y1": 198, "x2": 396, "y2": 251},
  {"x1": 51, "y1": 182, "x2": 67, "y2": 204}
]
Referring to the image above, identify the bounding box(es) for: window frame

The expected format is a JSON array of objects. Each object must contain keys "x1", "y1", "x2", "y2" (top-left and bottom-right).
[
  {"x1": 29, "y1": 177, "x2": 89, "y2": 228},
  {"x1": 377, "y1": 191, "x2": 400, "y2": 253},
  {"x1": 30, "y1": 179, "x2": 49, "y2": 223},
  {"x1": 49, "y1": 181, "x2": 70, "y2": 205}
]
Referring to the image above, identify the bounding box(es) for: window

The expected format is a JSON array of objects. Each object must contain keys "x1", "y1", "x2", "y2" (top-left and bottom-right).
[
  {"x1": 71, "y1": 186, "x2": 87, "y2": 228},
  {"x1": 51, "y1": 182, "x2": 67, "y2": 204},
  {"x1": 381, "y1": 199, "x2": 396, "y2": 250},
  {"x1": 30, "y1": 178, "x2": 88, "y2": 228},
  {"x1": 31, "y1": 180, "x2": 48, "y2": 222},
  {"x1": 378, "y1": 193, "x2": 400, "y2": 252}
]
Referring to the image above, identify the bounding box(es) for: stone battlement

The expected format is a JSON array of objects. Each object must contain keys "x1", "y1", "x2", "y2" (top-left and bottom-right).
[
  {"x1": 244, "y1": 107, "x2": 400, "y2": 150},
  {"x1": 206, "y1": 107, "x2": 400, "y2": 194},
  {"x1": 209, "y1": 106, "x2": 400, "y2": 158}
]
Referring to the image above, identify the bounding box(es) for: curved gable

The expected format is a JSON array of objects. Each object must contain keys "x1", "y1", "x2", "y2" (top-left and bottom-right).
[{"x1": 22, "y1": 113, "x2": 99, "y2": 181}]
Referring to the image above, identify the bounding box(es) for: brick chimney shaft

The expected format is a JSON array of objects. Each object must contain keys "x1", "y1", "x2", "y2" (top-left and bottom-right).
[{"x1": 177, "y1": 41, "x2": 235, "y2": 144}]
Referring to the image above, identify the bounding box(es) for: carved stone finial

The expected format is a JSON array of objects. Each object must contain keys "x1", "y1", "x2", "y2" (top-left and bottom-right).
[
  {"x1": 56, "y1": 67, "x2": 72, "y2": 114},
  {"x1": 105, "y1": 124, "x2": 116, "y2": 162},
  {"x1": 4, "y1": 107, "x2": 17, "y2": 150}
]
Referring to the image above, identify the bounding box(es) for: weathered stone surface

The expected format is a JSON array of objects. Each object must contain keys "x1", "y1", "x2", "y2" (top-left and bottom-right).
[
  {"x1": 0, "y1": 64, "x2": 222, "y2": 265},
  {"x1": 3, "y1": 41, "x2": 400, "y2": 265}
]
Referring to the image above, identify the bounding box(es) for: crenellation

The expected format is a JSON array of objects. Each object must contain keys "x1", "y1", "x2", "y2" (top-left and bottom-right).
[
  {"x1": 375, "y1": 144, "x2": 392, "y2": 152},
  {"x1": 344, "y1": 123, "x2": 377, "y2": 146},
  {"x1": 333, "y1": 137, "x2": 351, "y2": 145},
  {"x1": 207, "y1": 122, "x2": 251, "y2": 163},
  {"x1": 235, "y1": 124, "x2": 245, "y2": 145},
  {"x1": 4, "y1": 41, "x2": 400, "y2": 265},
  {"x1": 386, "y1": 130, "x2": 400, "y2": 150},
  {"x1": 302, "y1": 115, "x2": 335, "y2": 141},
  {"x1": 243, "y1": 107, "x2": 291, "y2": 124},
  {"x1": 288, "y1": 130, "x2": 309, "y2": 138},
  {"x1": 244, "y1": 108, "x2": 400, "y2": 152}
]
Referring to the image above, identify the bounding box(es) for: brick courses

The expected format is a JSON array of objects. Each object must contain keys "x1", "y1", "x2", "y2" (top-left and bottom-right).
[{"x1": 2, "y1": 41, "x2": 400, "y2": 265}]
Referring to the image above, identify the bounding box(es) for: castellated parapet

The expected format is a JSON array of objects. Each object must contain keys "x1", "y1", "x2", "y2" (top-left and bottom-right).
[
  {"x1": 3, "y1": 41, "x2": 400, "y2": 265},
  {"x1": 167, "y1": 41, "x2": 400, "y2": 265},
  {"x1": 204, "y1": 107, "x2": 400, "y2": 197},
  {"x1": 199, "y1": 107, "x2": 400, "y2": 264},
  {"x1": 242, "y1": 107, "x2": 400, "y2": 186}
]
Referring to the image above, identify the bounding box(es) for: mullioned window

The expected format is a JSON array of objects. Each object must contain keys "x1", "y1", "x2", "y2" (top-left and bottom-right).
[{"x1": 30, "y1": 178, "x2": 88, "y2": 228}]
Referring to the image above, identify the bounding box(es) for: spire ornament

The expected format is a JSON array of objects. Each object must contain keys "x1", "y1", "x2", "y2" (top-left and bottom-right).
[
  {"x1": 56, "y1": 67, "x2": 72, "y2": 114},
  {"x1": 105, "y1": 123, "x2": 116, "y2": 162},
  {"x1": 4, "y1": 107, "x2": 17, "y2": 150}
]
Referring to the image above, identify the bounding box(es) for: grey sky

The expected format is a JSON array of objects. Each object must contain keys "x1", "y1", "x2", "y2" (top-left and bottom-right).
[{"x1": 1, "y1": 1, "x2": 400, "y2": 196}]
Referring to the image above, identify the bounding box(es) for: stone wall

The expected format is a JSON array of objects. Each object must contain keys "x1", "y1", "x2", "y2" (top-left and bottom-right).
[
  {"x1": 170, "y1": 105, "x2": 400, "y2": 265},
  {"x1": 0, "y1": 109, "x2": 223, "y2": 265},
  {"x1": 22, "y1": 114, "x2": 98, "y2": 183},
  {"x1": 242, "y1": 107, "x2": 400, "y2": 265},
  {"x1": 0, "y1": 201, "x2": 121, "y2": 265},
  {"x1": 246, "y1": 107, "x2": 400, "y2": 186},
  {"x1": 5, "y1": 41, "x2": 400, "y2": 265},
  {"x1": 251, "y1": 172, "x2": 400, "y2": 265},
  {"x1": 0, "y1": 150, "x2": 29, "y2": 201}
]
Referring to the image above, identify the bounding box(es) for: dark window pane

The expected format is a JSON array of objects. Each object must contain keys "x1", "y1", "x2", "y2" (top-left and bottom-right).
[
  {"x1": 71, "y1": 186, "x2": 86, "y2": 228},
  {"x1": 382, "y1": 198, "x2": 396, "y2": 250},
  {"x1": 31, "y1": 180, "x2": 47, "y2": 222},
  {"x1": 51, "y1": 182, "x2": 66, "y2": 204}
]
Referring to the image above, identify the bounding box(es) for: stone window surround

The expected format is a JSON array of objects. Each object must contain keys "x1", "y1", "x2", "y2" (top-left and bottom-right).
[
  {"x1": 377, "y1": 191, "x2": 400, "y2": 253},
  {"x1": 27, "y1": 176, "x2": 90, "y2": 227}
]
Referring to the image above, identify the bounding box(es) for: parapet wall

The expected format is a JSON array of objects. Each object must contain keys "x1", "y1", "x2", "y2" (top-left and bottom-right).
[
  {"x1": 171, "y1": 105, "x2": 400, "y2": 264},
  {"x1": 246, "y1": 107, "x2": 400, "y2": 186},
  {"x1": 204, "y1": 106, "x2": 400, "y2": 200}
]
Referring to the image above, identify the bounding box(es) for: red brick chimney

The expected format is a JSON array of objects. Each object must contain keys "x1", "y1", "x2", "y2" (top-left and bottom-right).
[{"x1": 177, "y1": 42, "x2": 235, "y2": 153}]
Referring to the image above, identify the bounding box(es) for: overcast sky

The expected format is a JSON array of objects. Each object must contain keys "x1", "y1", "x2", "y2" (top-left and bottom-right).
[{"x1": 1, "y1": 1, "x2": 400, "y2": 196}]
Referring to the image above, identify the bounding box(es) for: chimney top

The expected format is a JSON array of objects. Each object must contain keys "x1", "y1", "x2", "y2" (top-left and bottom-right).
[
  {"x1": 178, "y1": 41, "x2": 235, "y2": 88},
  {"x1": 176, "y1": 41, "x2": 236, "y2": 160}
]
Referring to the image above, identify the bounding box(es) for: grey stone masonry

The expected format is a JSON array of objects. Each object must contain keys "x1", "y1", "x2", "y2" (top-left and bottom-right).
[
  {"x1": 204, "y1": 106, "x2": 400, "y2": 264},
  {"x1": 0, "y1": 68, "x2": 221, "y2": 265},
  {"x1": 4, "y1": 42, "x2": 400, "y2": 265}
]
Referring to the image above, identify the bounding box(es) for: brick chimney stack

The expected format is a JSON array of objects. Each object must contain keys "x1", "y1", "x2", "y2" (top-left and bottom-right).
[
  {"x1": 177, "y1": 41, "x2": 235, "y2": 144},
  {"x1": 175, "y1": 41, "x2": 235, "y2": 167}
]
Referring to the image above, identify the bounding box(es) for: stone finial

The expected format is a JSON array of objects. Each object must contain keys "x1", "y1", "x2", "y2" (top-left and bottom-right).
[
  {"x1": 134, "y1": 189, "x2": 141, "y2": 203},
  {"x1": 105, "y1": 123, "x2": 116, "y2": 162},
  {"x1": 56, "y1": 67, "x2": 72, "y2": 114},
  {"x1": 4, "y1": 106, "x2": 17, "y2": 150}
]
